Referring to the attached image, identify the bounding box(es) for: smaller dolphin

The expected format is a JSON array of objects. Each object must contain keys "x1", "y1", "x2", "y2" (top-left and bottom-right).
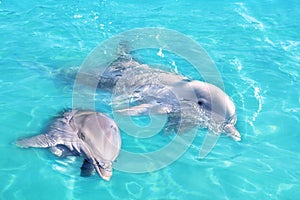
[{"x1": 16, "y1": 110, "x2": 121, "y2": 181}]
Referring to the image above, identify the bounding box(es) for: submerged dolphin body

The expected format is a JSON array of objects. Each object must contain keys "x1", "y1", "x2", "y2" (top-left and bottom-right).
[
  {"x1": 94, "y1": 53, "x2": 241, "y2": 141},
  {"x1": 16, "y1": 110, "x2": 121, "y2": 181}
]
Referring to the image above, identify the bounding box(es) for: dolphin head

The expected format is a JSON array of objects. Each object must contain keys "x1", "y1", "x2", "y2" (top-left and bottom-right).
[
  {"x1": 187, "y1": 81, "x2": 241, "y2": 141},
  {"x1": 74, "y1": 112, "x2": 121, "y2": 181}
]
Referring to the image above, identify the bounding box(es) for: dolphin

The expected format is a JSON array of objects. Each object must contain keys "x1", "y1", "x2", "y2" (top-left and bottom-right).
[
  {"x1": 16, "y1": 110, "x2": 121, "y2": 181},
  {"x1": 93, "y1": 52, "x2": 241, "y2": 141}
]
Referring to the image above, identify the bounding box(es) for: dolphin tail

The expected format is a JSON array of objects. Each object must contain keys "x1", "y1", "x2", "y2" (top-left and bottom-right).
[{"x1": 16, "y1": 134, "x2": 56, "y2": 148}]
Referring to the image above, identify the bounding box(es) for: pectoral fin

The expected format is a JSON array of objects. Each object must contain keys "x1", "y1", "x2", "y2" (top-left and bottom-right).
[
  {"x1": 198, "y1": 131, "x2": 220, "y2": 159},
  {"x1": 80, "y1": 159, "x2": 95, "y2": 177},
  {"x1": 16, "y1": 134, "x2": 57, "y2": 148},
  {"x1": 116, "y1": 103, "x2": 171, "y2": 116}
]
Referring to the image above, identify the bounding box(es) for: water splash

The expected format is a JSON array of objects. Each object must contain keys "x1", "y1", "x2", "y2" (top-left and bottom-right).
[
  {"x1": 157, "y1": 47, "x2": 165, "y2": 58},
  {"x1": 252, "y1": 86, "x2": 263, "y2": 127},
  {"x1": 230, "y1": 57, "x2": 264, "y2": 130},
  {"x1": 235, "y1": 3, "x2": 264, "y2": 30}
]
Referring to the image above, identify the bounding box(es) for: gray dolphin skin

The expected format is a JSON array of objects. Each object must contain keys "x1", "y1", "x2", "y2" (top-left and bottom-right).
[
  {"x1": 95, "y1": 51, "x2": 241, "y2": 141},
  {"x1": 16, "y1": 110, "x2": 121, "y2": 181}
]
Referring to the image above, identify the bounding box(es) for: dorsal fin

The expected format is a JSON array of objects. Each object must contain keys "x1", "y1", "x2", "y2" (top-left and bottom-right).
[{"x1": 117, "y1": 42, "x2": 131, "y2": 56}]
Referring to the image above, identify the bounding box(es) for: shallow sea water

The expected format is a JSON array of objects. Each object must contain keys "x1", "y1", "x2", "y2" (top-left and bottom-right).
[{"x1": 1, "y1": 0, "x2": 300, "y2": 199}]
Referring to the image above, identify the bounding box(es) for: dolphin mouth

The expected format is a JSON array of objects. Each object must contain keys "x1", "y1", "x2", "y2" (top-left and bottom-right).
[
  {"x1": 94, "y1": 160, "x2": 113, "y2": 181},
  {"x1": 223, "y1": 125, "x2": 241, "y2": 141}
]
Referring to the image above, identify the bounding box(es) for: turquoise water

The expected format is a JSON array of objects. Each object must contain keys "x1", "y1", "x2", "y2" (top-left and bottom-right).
[{"x1": 1, "y1": 0, "x2": 300, "y2": 199}]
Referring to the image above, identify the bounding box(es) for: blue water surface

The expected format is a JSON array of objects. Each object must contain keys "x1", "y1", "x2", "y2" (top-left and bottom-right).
[{"x1": 1, "y1": 0, "x2": 300, "y2": 199}]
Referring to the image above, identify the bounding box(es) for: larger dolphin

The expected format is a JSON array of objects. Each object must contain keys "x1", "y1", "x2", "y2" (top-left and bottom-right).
[
  {"x1": 16, "y1": 110, "x2": 121, "y2": 181},
  {"x1": 94, "y1": 52, "x2": 241, "y2": 141}
]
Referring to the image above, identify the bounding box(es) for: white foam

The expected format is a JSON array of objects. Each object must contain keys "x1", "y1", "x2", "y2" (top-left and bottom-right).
[
  {"x1": 157, "y1": 47, "x2": 165, "y2": 58},
  {"x1": 277, "y1": 183, "x2": 294, "y2": 195},
  {"x1": 235, "y1": 2, "x2": 264, "y2": 30},
  {"x1": 73, "y1": 14, "x2": 83, "y2": 19},
  {"x1": 230, "y1": 57, "x2": 243, "y2": 71},
  {"x1": 248, "y1": 85, "x2": 263, "y2": 128},
  {"x1": 207, "y1": 168, "x2": 220, "y2": 186}
]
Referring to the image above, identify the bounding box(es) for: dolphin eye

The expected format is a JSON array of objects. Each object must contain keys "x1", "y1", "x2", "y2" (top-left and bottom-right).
[
  {"x1": 78, "y1": 132, "x2": 85, "y2": 140},
  {"x1": 198, "y1": 100, "x2": 203, "y2": 106}
]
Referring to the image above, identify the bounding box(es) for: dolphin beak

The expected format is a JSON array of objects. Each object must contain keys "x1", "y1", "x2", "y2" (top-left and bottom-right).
[
  {"x1": 93, "y1": 161, "x2": 113, "y2": 181},
  {"x1": 224, "y1": 125, "x2": 241, "y2": 141},
  {"x1": 98, "y1": 168, "x2": 112, "y2": 181}
]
